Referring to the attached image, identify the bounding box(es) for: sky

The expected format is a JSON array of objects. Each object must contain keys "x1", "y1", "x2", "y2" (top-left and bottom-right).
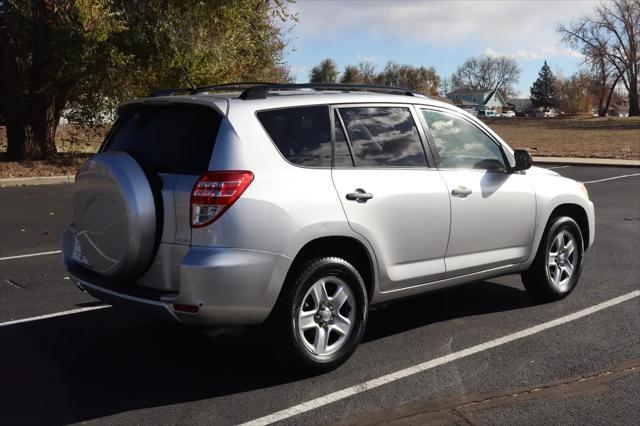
[{"x1": 284, "y1": 0, "x2": 599, "y2": 98}]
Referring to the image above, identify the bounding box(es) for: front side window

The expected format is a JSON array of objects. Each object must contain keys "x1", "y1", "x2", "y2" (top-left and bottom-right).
[
  {"x1": 421, "y1": 109, "x2": 506, "y2": 171},
  {"x1": 257, "y1": 106, "x2": 331, "y2": 167},
  {"x1": 337, "y1": 107, "x2": 427, "y2": 167}
]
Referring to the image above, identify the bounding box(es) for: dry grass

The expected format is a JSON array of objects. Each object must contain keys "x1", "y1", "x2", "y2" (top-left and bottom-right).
[
  {"x1": 1, "y1": 116, "x2": 639, "y2": 178},
  {"x1": 483, "y1": 116, "x2": 640, "y2": 160}
]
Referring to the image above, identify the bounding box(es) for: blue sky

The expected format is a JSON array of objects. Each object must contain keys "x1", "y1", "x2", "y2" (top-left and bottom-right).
[{"x1": 284, "y1": 0, "x2": 598, "y2": 97}]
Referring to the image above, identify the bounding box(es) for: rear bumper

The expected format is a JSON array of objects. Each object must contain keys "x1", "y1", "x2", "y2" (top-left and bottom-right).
[{"x1": 63, "y1": 228, "x2": 292, "y2": 325}]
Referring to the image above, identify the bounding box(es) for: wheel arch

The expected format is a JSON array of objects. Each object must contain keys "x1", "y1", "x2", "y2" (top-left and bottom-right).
[
  {"x1": 282, "y1": 236, "x2": 377, "y2": 301},
  {"x1": 547, "y1": 203, "x2": 590, "y2": 250}
]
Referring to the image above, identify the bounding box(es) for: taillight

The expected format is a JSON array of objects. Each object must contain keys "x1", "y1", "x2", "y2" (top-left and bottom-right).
[{"x1": 190, "y1": 171, "x2": 254, "y2": 228}]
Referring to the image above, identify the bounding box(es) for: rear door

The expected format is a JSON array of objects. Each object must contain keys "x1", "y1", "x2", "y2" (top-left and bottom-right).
[
  {"x1": 418, "y1": 107, "x2": 536, "y2": 276},
  {"x1": 331, "y1": 105, "x2": 451, "y2": 291},
  {"x1": 103, "y1": 104, "x2": 223, "y2": 245}
]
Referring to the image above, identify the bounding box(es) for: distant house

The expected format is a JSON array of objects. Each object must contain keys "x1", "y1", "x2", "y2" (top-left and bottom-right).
[
  {"x1": 446, "y1": 89, "x2": 509, "y2": 114},
  {"x1": 508, "y1": 98, "x2": 537, "y2": 116},
  {"x1": 606, "y1": 96, "x2": 629, "y2": 117},
  {"x1": 452, "y1": 99, "x2": 478, "y2": 115}
]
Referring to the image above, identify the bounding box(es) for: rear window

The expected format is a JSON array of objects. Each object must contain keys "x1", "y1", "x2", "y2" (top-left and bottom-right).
[
  {"x1": 257, "y1": 106, "x2": 331, "y2": 167},
  {"x1": 104, "y1": 105, "x2": 222, "y2": 174}
]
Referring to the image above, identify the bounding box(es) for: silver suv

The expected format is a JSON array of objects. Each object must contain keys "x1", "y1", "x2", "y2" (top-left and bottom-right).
[{"x1": 63, "y1": 83, "x2": 595, "y2": 372}]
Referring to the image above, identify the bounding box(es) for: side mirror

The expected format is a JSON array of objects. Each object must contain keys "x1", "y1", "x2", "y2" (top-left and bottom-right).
[{"x1": 512, "y1": 149, "x2": 533, "y2": 171}]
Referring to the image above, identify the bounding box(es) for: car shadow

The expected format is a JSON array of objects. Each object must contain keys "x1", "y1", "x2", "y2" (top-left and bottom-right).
[
  {"x1": 363, "y1": 280, "x2": 533, "y2": 342},
  {"x1": 0, "y1": 280, "x2": 533, "y2": 424}
]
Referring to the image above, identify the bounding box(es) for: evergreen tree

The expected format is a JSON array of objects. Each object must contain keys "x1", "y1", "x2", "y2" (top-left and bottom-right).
[{"x1": 530, "y1": 61, "x2": 558, "y2": 110}]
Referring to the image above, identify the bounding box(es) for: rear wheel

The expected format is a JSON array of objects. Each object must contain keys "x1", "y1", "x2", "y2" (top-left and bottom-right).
[
  {"x1": 522, "y1": 216, "x2": 584, "y2": 302},
  {"x1": 272, "y1": 257, "x2": 368, "y2": 373}
]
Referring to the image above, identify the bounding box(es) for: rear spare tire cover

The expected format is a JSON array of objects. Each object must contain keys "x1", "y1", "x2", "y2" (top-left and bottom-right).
[{"x1": 73, "y1": 151, "x2": 159, "y2": 280}]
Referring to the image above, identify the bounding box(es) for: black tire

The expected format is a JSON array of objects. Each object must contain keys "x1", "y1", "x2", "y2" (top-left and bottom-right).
[
  {"x1": 270, "y1": 257, "x2": 368, "y2": 374},
  {"x1": 522, "y1": 216, "x2": 584, "y2": 302}
]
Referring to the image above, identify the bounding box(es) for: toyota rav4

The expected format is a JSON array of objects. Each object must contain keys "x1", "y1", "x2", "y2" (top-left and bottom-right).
[{"x1": 63, "y1": 83, "x2": 595, "y2": 372}]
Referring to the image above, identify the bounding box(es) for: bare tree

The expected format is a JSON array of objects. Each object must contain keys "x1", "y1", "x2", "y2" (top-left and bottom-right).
[
  {"x1": 357, "y1": 61, "x2": 377, "y2": 84},
  {"x1": 585, "y1": 40, "x2": 624, "y2": 115},
  {"x1": 558, "y1": 0, "x2": 639, "y2": 116},
  {"x1": 451, "y1": 55, "x2": 521, "y2": 96},
  {"x1": 440, "y1": 75, "x2": 453, "y2": 96}
]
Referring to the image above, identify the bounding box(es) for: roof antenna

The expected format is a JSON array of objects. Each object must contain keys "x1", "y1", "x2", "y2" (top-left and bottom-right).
[{"x1": 177, "y1": 61, "x2": 197, "y2": 94}]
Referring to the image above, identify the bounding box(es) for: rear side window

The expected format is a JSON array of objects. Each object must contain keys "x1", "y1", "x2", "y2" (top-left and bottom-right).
[
  {"x1": 105, "y1": 105, "x2": 222, "y2": 174},
  {"x1": 257, "y1": 106, "x2": 331, "y2": 167},
  {"x1": 337, "y1": 107, "x2": 427, "y2": 167}
]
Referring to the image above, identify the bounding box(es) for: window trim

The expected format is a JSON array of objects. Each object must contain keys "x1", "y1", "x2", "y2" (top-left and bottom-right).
[
  {"x1": 331, "y1": 109, "x2": 355, "y2": 167},
  {"x1": 417, "y1": 106, "x2": 513, "y2": 173},
  {"x1": 330, "y1": 103, "x2": 433, "y2": 169}
]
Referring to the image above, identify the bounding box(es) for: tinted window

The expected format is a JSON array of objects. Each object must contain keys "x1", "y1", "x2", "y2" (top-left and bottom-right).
[
  {"x1": 422, "y1": 110, "x2": 506, "y2": 171},
  {"x1": 338, "y1": 107, "x2": 427, "y2": 167},
  {"x1": 105, "y1": 106, "x2": 221, "y2": 174},
  {"x1": 334, "y1": 111, "x2": 353, "y2": 167},
  {"x1": 257, "y1": 106, "x2": 331, "y2": 167}
]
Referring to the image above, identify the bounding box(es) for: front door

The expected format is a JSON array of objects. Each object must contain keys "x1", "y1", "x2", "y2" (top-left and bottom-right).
[
  {"x1": 331, "y1": 105, "x2": 451, "y2": 291},
  {"x1": 419, "y1": 108, "x2": 536, "y2": 277}
]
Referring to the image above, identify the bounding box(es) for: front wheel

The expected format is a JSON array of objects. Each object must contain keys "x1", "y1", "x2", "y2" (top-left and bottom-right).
[
  {"x1": 271, "y1": 257, "x2": 368, "y2": 374},
  {"x1": 522, "y1": 216, "x2": 584, "y2": 302}
]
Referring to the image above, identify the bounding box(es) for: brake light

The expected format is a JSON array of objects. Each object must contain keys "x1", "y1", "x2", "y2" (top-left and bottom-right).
[{"x1": 190, "y1": 171, "x2": 254, "y2": 228}]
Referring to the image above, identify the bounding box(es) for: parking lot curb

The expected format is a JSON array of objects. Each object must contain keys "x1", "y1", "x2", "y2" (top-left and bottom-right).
[
  {"x1": 534, "y1": 156, "x2": 640, "y2": 167},
  {"x1": 0, "y1": 175, "x2": 75, "y2": 188}
]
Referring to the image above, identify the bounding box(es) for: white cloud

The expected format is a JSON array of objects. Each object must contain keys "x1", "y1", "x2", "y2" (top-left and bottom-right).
[
  {"x1": 290, "y1": 0, "x2": 596, "y2": 57},
  {"x1": 484, "y1": 47, "x2": 584, "y2": 61}
]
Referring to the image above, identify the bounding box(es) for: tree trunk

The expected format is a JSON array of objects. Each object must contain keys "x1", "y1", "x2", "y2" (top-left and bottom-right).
[
  {"x1": 601, "y1": 72, "x2": 623, "y2": 117},
  {"x1": 628, "y1": 77, "x2": 639, "y2": 117},
  {"x1": 4, "y1": 101, "x2": 59, "y2": 161}
]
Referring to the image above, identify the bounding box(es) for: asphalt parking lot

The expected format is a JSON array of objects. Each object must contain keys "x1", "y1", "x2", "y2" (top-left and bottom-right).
[{"x1": 1, "y1": 165, "x2": 639, "y2": 425}]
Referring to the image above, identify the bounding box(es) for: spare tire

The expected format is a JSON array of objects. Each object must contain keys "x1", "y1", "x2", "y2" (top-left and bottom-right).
[{"x1": 73, "y1": 151, "x2": 161, "y2": 280}]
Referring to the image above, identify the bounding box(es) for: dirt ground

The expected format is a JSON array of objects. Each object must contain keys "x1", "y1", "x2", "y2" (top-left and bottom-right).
[
  {"x1": 483, "y1": 116, "x2": 640, "y2": 160},
  {"x1": 0, "y1": 116, "x2": 638, "y2": 178}
]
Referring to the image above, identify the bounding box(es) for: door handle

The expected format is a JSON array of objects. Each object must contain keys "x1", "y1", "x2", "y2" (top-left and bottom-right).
[
  {"x1": 346, "y1": 188, "x2": 374, "y2": 203},
  {"x1": 451, "y1": 186, "x2": 472, "y2": 198}
]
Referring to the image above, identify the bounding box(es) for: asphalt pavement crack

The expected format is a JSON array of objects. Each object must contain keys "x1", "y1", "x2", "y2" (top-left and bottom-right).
[{"x1": 4, "y1": 278, "x2": 25, "y2": 289}]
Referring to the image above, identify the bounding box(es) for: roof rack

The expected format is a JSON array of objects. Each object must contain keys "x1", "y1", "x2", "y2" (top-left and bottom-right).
[
  {"x1": 150, "y1": 82, "x2": 277, "y2": 97},
  {"x1": 238, "y1": 83, "x2": 416, "y2": 100}
]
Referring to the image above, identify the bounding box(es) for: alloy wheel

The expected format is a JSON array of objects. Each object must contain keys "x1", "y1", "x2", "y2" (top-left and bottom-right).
[
  {"x1": 297, "y1": 276, "x2": 356, "y2": 356},
  {"x1": 546, "y1": 230, "x2": 578, "y2": 292}
]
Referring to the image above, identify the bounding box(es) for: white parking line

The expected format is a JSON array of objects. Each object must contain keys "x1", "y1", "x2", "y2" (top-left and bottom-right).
[
  {"x1": 0, "y1": 250, "x2": 62, "y2": 261},
  {"x1": 0, "y1": 305, "x2": 111, "y2": 327},
  {"x1": 547, "y1": 165, "x2": 571, "y2": 170},
  {"x1": 583, "y1": 173, "x2": 640, "y2": 184},
  {"x1": 240, "y1": 290, "x2": 640, "y2": 426}
]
